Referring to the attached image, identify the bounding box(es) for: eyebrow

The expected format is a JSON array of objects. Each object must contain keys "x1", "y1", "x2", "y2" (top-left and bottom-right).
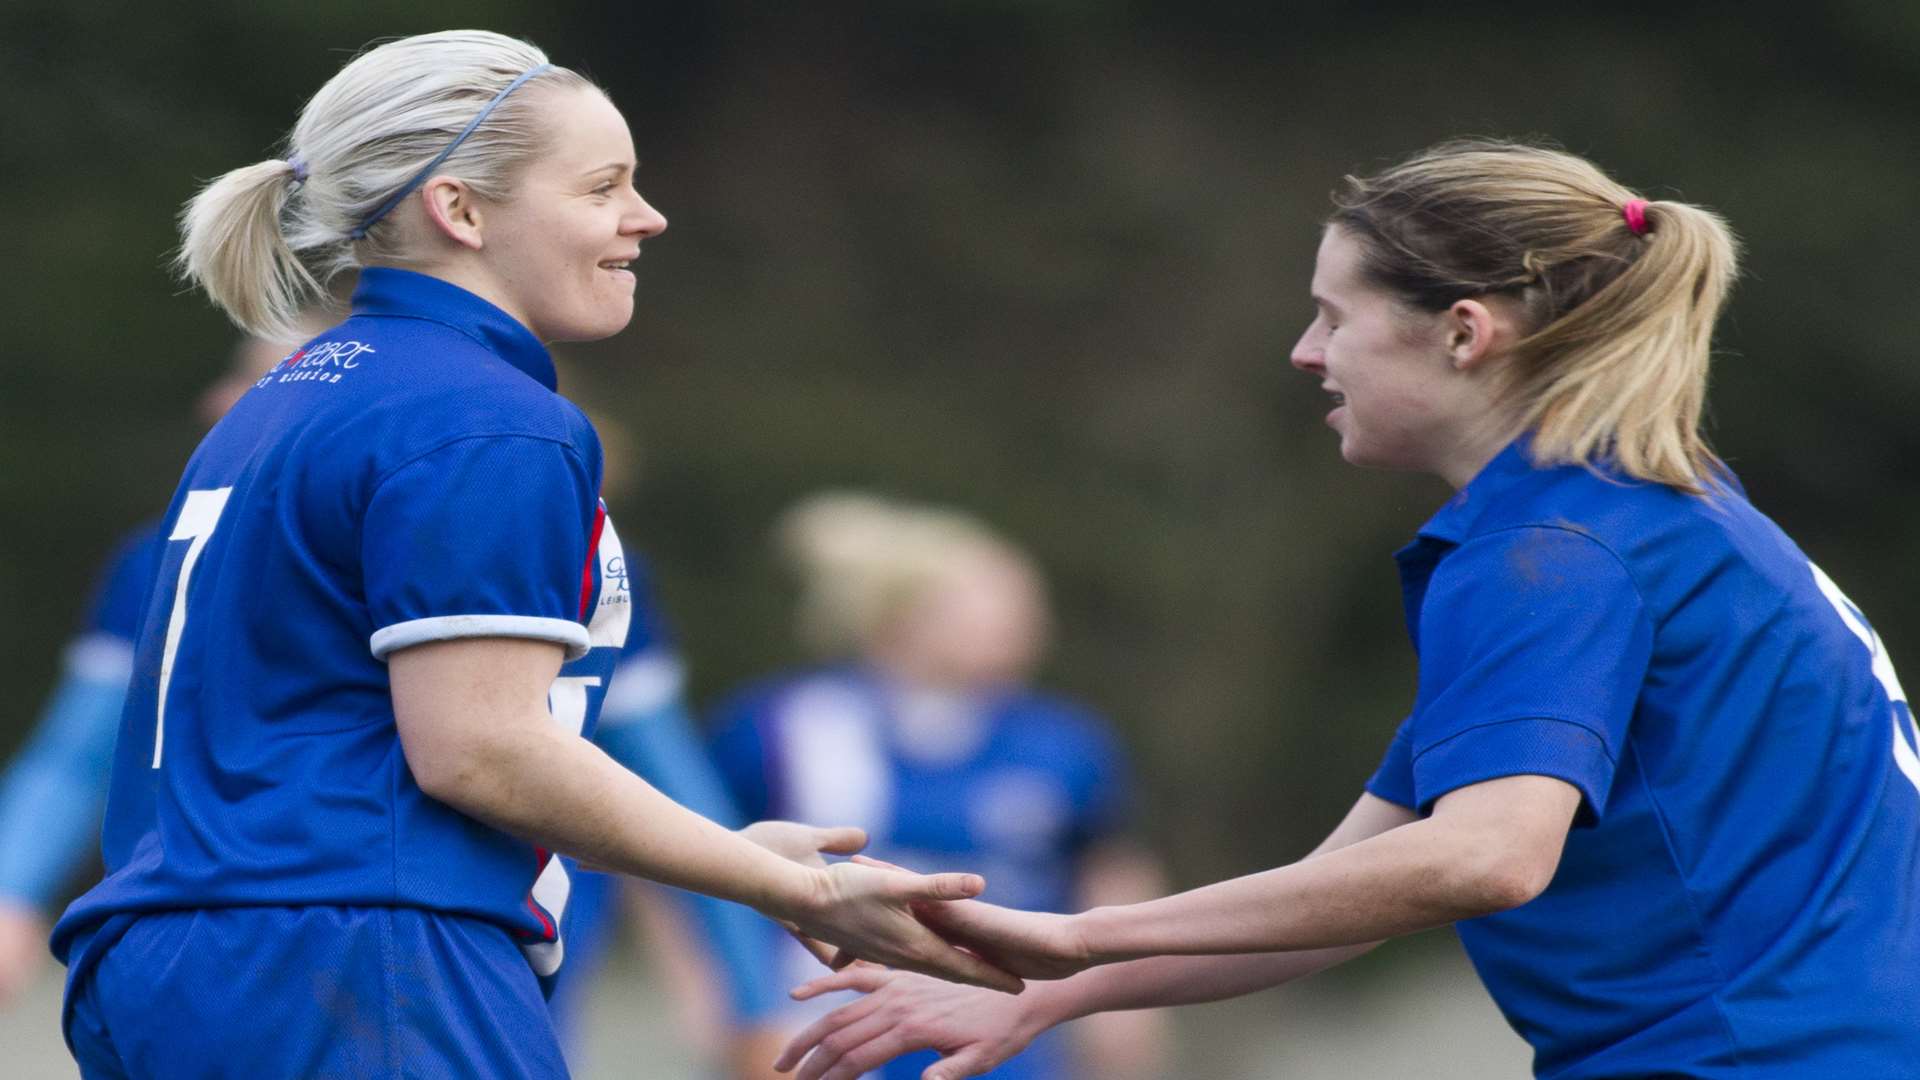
[
  {"x1": 584, "y1": 161, "x2": 635, "y2": 179},
  {"x1": 1311, "y1": 293, "x2": 1342, "y2": 315}
]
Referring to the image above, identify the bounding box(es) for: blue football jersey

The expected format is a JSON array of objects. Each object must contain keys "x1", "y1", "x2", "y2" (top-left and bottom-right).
[
  {"x1": 710, "y1": 666, "x2": 1133, "y2": 1080},
  {"x1": 54, "y1": 268, "x2": 632, "y2": 979},
  {"x1": 1366, "y1": 439, "x2": 1920, "y2": 1078}
]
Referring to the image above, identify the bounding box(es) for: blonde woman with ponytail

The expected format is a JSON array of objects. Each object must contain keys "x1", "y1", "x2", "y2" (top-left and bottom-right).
[
  {"x1": 779, "y1": 140, "x2": 1920, "y2": 1080},
  {"x1": 51, "y1": 30, "x2": 1014, "y2": 1080}
]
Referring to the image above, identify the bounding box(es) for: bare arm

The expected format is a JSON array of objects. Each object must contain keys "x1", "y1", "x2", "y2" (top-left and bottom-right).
[
  {"x1": 924, "y1": 775, "x2": 1580, "y2": 975},
  {"x1": 1032, "y1": 792, "x2": 1417, "y2": 1020},
  {"x1": 1065, "y1": 839, "x2": 1172, "y2": 1080},
  {"x1": 777, "y1": 783, "x2": 1577, "y2": 1079},
  {"x1": 388, "y1": 637, "x2": 1019, "y2": 991}
]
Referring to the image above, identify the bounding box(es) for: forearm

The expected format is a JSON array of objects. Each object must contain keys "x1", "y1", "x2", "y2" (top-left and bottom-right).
[
  {"x1": 418, "y1": 718, "x2": 814, "y2": 918},
  {"x1": 1077, "y1": 814, "x2": 1529, "y2": 962},
  {"x1": 1031, "y1": 942, "x2": 1374, "y2": 1025},
  {"x1": 0, "y1": 670, "x2": 125, "y2": 906}
]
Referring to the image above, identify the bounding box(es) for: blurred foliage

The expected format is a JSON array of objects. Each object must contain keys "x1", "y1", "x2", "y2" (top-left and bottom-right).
[{"x1": 4, "y1": 2, "x2": 1917, "y2": 887}]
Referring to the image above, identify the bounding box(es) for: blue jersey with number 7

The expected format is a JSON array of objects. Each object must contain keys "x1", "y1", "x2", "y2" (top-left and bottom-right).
[{"x1": 54, "y1": 268, "x2": 628, "y2": 978}]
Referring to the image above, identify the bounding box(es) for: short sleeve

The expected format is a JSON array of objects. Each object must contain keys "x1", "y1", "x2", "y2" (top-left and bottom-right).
[
  {"x1": 1407, "y1": 526, "x2": 1652, "y2": 821},
  {"x1": 363, "y1": 436, "x2": 597, "y2": 661},
  {"x1": 1364, "y1": 717, "x2": 1417, "y2": 810}
]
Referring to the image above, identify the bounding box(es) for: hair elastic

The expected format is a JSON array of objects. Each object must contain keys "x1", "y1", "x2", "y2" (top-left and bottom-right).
[
  {"x1": 287, "y1": 155, "x2": 310, "y2": 184},
  {"x1": 1622, "y1": 198, "x2": 1651, "y2": 237},
  {"x1": 348, "y1": 63, "x2": 552, "y2": 240}
]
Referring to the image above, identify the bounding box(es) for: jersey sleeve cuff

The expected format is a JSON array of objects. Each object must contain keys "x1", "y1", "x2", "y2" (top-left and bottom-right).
[
  {"x1": 1363, "y1": 776, "x2": 1417, "y2": 811},
  {"x1": 1410, "y1": 716, "x2": 1615, "y2": 821},
  {"x1": 369, "y1": 615, "x2": 591, "y2": 661}
]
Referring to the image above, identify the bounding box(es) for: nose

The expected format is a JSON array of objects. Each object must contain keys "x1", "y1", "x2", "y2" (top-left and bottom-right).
[
  {"x1": 625, "y1": 191, "x2": 668, "y2": 239},
  {"x1": 1289, "y1": 322, "x2": 1324, "y2": 374}
]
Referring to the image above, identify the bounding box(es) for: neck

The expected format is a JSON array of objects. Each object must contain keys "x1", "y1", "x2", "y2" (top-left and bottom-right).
[{"x1": 1433, "y1": 404, "x2": 1526, "y2": 489}]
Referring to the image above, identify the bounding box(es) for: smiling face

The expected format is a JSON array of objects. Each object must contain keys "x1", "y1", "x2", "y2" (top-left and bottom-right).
[
  {"x1": 1290, "y1": 225, "x2": 1508, "y2": 483},
  {"x1": 469, "y1": 85, "x2": 667, "y2": 342}
]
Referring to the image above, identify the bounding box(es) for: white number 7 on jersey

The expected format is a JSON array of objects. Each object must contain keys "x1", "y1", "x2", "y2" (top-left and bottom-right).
[{"x1": 153, "y1": 487, "x2": 233, "y2": 768}]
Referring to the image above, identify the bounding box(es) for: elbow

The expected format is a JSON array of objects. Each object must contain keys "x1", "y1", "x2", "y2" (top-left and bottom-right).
[
  {"x1": 1469, "y1": 858, "x2": 1555, "y2": 913},
  {"x1": 401, "y1": 734, "x2": 496, "y2": 810},
  {"x1": 1442, "y1": 844, "x2": 1558, "y2": 916}
]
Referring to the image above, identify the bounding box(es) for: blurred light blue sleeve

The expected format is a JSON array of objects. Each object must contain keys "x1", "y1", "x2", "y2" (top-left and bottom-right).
[
  {"x1": 0, "y1": 635, "x2": 131, "y2": 909},
  {"x1": 595, "y1": 651, "x2": 785, "y2": 1023}
]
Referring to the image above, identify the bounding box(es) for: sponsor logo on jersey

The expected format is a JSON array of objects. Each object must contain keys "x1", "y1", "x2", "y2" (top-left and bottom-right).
[{"x1": 257, "y1": 340, "x2": 378, "y2": 388}]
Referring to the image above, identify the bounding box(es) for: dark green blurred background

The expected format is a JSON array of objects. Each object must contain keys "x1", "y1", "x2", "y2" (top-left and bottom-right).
[{"x1": 5, "y1": 2, "x2": 1917, "y2": 889}]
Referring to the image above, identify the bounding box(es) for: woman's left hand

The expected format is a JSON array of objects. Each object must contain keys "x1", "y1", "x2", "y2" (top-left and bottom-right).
[
  {"x1": 775, "y1": 966, "x2": 1047, "y2": 1080},
  {"x1": 738, "y1": 820, "x2": 870, "y2": 964}
]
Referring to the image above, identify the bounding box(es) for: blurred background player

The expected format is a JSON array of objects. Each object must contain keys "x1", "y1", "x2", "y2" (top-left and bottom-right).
[
  {"x1": 0, "y1": 331, "x2": 293, "y2": 1006},
  {"x1": 710, "y1": 492, "x2": 1169, "y2": 1080}
]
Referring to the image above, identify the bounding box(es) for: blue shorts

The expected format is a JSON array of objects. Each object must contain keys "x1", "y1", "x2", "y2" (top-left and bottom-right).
[{"x1": 62, "y1": 906, "x2": 569, "y2": 1079}]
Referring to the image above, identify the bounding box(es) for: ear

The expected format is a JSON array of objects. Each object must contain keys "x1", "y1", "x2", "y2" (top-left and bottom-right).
[
  {"x1": 420, "y1": 176, "x2": 485, "y2": 251},
  {"x1": 1442, "y1": 298, "x2": 1516, "y2": 372}
]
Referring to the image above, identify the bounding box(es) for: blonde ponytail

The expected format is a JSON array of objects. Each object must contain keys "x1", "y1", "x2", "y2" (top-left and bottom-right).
[
  {"x1": 173, "y1": 30, "x2": 596, "y2": 339},
  {"x1": 174, "y1": 159, "x2": 326, "y2": 341},
  {"x1": 1515, "y1": 199, "x2": 1739, "y2": 490},
  {"x1": 1330, "y1": 138, "x2": 1743, "y2": 492}
]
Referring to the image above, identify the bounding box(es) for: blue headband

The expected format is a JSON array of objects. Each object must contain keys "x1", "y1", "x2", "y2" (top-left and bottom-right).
[{"x1": 349, "y1": 63, "x2": 552, "y2": 241}]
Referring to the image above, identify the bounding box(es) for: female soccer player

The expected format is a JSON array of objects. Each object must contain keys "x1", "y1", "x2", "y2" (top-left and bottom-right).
[
  {"x1": 710, "y1": 492, "x2": 1168, "y2": 1080},
  {"x1": 51, "y1": 30, "x2": 1016, "y2": 1079},
  {"x1": 776, "y1": 140, "x2": 1920, "y2": 1080}
]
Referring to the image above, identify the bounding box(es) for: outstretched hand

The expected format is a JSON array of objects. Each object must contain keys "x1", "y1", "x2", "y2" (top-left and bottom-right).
[
  {"x1": 776, "y1": 966, "x2": 1044, "y2": 1080},
  {"x1": 743, "y1": 825, "x2": 1024, "y2": 994},
  {"x1": 740, "y1": 820, "x2": 872, "y2": 965}
]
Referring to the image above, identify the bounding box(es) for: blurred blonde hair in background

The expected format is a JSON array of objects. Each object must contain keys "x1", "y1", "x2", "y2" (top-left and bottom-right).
[{"x1": 777, "y1": 491, "x2": 1037, "y2": 659}]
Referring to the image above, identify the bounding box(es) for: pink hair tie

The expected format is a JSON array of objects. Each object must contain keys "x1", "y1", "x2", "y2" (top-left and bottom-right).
[{"x1": 1622, "y1": 198, "x2": 1651, "y2": 237}]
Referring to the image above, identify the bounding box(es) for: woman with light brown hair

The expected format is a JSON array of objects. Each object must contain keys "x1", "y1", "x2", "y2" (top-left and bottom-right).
[{"x1": 776, "y1": 139, "x2": 1920, "y2": 1079}]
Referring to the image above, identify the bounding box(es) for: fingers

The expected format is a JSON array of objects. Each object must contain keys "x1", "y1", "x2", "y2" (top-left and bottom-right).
[
  {"x1": 784, "y1": 925, "x2": 839, "y2": 968},
  {"x1": 775, "y1": 991, "x2": 887, "y2": 1072},
  {"x1": 849, "y1": 853, "x2": 913, "y2": 873},
  {"x1": 924, "y1": 1046, "x2": 1001, "y2": 1080},
  {"x1": 789, "y1": 966, "x2": 894, "y2": 1003},
  {"x1": 812, "y1": 825, "x2": 868, "y2": 856},
  {"x1": 893, "y1": 939, "x2": 1024, "y2": 995},
  {"x1": 898, "y1": 872, "x2": 987, "y2": 903},
  {"x1": 793, "y1": 1008, "x2": 901, "y2": 1080}
]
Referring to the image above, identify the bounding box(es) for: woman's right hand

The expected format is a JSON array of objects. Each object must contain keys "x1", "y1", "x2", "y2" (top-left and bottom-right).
[
  {"x1": 776, "y1": 861, "x2": 1024, "y2": 994},
  {"x1": 904, "y1": 896, "x2": 1096, "y2": 981},
  {"x1": 775, "y1": 966, "x2": 1047, "y2": 1080}
]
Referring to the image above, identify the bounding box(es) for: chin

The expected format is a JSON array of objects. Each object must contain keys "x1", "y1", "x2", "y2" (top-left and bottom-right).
[{"x1": 547, "y1": 306, "x2": 636, "y2": 343}]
